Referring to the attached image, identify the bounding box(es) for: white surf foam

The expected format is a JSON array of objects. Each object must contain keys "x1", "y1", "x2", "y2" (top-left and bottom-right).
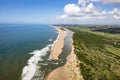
[
  {"x1": 49, "y1": 26, "x2": 60, "y2": 59},
  {"x1": 21, "y1": 26, "x2": 60, "y2": 80},
  {"x1": 21, "y1": 44, "x2": 51, "y2": 80}
]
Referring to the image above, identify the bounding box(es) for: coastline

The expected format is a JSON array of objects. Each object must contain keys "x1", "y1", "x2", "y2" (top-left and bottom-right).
[
  {"x1": 21, "y1": 26, "x2": 67, "y2": 80},
  {"x1": 45, "y1": 28, "x2": 83, "y2": 80},
  {"x1": 50, "y1": 26, "x2": 67, "y2": 60}
]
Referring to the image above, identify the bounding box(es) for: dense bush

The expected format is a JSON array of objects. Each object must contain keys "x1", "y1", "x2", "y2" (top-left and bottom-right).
[{"x1": 67, "y1": 27, "x2": 120, "y2": 80}]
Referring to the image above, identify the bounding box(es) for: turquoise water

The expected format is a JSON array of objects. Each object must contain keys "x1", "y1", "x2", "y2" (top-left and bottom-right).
[{"x1": 0, "y1": 24, "x2": 58, "y2": 80}]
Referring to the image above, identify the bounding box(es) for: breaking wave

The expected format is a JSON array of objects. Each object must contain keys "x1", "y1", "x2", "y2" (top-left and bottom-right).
[
  {"x1": 21, "y1": 26, "x2": 59, "y2": 80},
  {"x1": 21, "y1": 44, "x2": 51, "y2": 80}
]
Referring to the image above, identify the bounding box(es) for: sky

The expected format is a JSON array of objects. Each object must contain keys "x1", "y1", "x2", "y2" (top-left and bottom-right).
[{"x1": 0, "y1": 0, "x2": 120, "y2": 25}]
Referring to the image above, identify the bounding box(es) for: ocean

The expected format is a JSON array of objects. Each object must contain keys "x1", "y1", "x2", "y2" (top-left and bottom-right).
[{"x1": 0, "y1": 24, "x2": 73, "y2": 80}]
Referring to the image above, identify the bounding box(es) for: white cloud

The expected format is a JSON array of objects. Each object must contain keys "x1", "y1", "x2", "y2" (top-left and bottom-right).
[
  {"x1": 109, "y1": 8, "x2": 120, "y2": 19},
  {"x1": 101, "y1": 10, "x2": 107, "y2": 15},
  {"x1": 85, "y1": 3, "x2": 96, "y2": 12},
  {"x1": 64, "y1": 4, "x2": 80, "y2": 15},
  {"x1": 59, "y1": 15, "x2": 68, "y2": 19},
  {"x1": 109, "y1": 8, "x2": 120, "y2": 15},
  {"x1": 52, "y1": 0, "x2": 120, "y2": 24},
  {"x1": 55, "y1": 3, "x2": 105, "y2": 22},
  {"x1": 100, "y1": 0, "x2": 120, "y2": 4},
  {"x1": 78, "y1": 0, "x2": 88, "y2": 6},
  {"x1": 78, "y1": 0, "x2": 120, "y2": 4},
  {"x1": 113, "y1": 15, "x2": 120, "y2": 19},
  {"x1": 78, "y1": 0, "x2": 85, "y2": 4}
]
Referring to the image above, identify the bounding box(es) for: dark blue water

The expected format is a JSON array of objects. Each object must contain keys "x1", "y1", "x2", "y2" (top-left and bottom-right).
[{"x1": 0, "y1": 24, "x2": 58, "y2": 80}]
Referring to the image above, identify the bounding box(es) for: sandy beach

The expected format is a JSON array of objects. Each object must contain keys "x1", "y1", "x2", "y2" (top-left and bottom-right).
[
  {"x1": 50, "y1": 27, "x2": 67, "y2": 60},
  {"x1": 46, "y1": 28, "x2": 83, "y2": 80}
]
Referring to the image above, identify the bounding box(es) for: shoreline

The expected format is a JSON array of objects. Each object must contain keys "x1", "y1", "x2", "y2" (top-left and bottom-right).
[
  {"x1": 50, "y1": 26, "x2": 67, "y2": 60},
  {"x1": 45, "y1": 29, "x2": 84, "y2": 80}
]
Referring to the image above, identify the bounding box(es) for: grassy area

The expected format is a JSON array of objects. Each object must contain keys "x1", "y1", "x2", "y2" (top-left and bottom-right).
[
  {"x1": 67, "y1": 26, "x2": 120, "y2": 80},
  {"x1": 76, "y1": 27, "x2": 120, "y2": 40},
  {"x1": 60, "y1": 27, "x2": 65, "y2": 31}
]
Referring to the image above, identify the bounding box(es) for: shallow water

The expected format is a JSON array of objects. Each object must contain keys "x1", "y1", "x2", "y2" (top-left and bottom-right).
[
  {"x1": 0, "y1": 24, "x2": 58, "y2": 80},
  {"x1": 0, "y1": 24, "x2": 73, "y2": 80},
  {"x1": 34, "y1": 28, "x2": 73, "y2": 80}
]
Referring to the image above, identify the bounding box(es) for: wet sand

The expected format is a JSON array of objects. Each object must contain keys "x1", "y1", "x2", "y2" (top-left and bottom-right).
[
  {"x1": 46, "y1": 27, "x2": 83, "y2": 80},
  {"x1": 50, "y1": 27, "x2": 67, "y2": 60}
]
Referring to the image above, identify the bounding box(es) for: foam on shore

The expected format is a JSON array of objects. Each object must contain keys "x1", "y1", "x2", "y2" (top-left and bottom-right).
[
  {"x1": 21, "y1": 44, "x2": 51, "y2": 80},
  {"x1": 49, "y1": 26, "x2": 60, "y2": 59},
  {"x1": 21, "y1": 26, "x2": 59, "y2": 80}
]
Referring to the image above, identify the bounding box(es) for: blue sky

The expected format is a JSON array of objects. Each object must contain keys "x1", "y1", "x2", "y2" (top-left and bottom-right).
[
  {"x1": 0, "y1": 0, "x2": 120, "y2": 24},
  {"x1": 0, "y1": 0, "x2": 77, "y2": 23}
]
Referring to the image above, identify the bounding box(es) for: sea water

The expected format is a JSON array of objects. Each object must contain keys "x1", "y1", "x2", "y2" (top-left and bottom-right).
[
  {"x1": 0, "y1": 24, "x2": 73, "y2": 80},
  {"x1": 0, "y1": 24, "x2": 58, "y2": 80}
]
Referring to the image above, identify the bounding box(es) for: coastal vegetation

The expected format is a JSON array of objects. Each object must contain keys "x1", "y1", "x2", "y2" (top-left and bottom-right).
[
  {"x1": 60, "y1": 27, "x2": 65, "y2": 31},
  {"x1": 66, "y1": 26, "x2": 120, "y2": 80}
]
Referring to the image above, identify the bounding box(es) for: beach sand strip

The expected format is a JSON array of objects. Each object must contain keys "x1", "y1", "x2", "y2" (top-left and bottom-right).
[
  {"x1": 46, "y1": 28, "x2": 84, "y2": 80},
  {"x1": 50, "y1": 27, "x2": 67, "y2": 60}
]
